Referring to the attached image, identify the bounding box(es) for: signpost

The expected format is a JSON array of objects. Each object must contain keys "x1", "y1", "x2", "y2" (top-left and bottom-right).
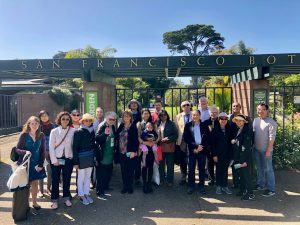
[
  {"x1": 253, "y1": 89, "x2": 268, "y2": 116},
  {"x1": 85, "y1": 91, "x2": 98, "y2": 116}
]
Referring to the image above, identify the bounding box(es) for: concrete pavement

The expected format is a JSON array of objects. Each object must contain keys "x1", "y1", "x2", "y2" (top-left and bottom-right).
[{"x1": 0, "y1": 134, "x2": 299, "y2": 225}]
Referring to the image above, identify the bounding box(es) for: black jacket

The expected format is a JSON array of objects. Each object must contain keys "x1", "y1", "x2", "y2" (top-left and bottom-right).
[
  {"x1": 73, "y1": 128, "x2": 96, "y2": 165},
  {"x1": 211, "y1": 124, "x2": 233, "y2": 159},
  {"x1": 95, "y1": 123, "x2": 116, "y2": 162},
  {"x1": 233, "y1": 124, "x2": 253, "y2": 164},
  {"x1": 159, "y1": 120, "x2": 178, "y2": 142},
  {"x1": 183, "y1": 121, "x2": 209, "y2": 154},
  {"x1": 203, "y1": 118, "x2": 220, "y2": 147},
  {"x1": 116, "y1": 123, "x2": 139, "y2": 153}
]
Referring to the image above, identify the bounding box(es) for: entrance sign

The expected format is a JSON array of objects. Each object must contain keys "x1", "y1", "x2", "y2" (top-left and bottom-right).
[
  {"x1": 85, "y1": 91, "x2": 98, "y2": 116},
  {"x1": 253, "y1": 90, "x2": 268, "y2": 115}
]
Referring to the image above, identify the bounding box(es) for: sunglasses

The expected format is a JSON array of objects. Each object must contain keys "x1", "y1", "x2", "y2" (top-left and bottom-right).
[
  {"x1": 72, "y1": 114, "x2": 80, "y2": 117},
  {"x1": 182, "y1": 104, "x2": 190, "y2": 107},
  {"x1": 61, "y1": 118, "x2": 70, "y2": 121},
  {"x1": 84, "y1": 119, "x2": 93, "y2": 122},
  {"x1": 108, "y1": 118, "x2": 116, "y2": 121},
  {"x1": 219, "y1": 117, "x2": 228, "y2": 121}
]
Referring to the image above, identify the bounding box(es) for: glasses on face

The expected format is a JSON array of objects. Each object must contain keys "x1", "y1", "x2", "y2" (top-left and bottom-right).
[
  {"x1": 61, "y1": 118, "x2": 70, "y2": 121},
  {"x1": 219, "y1": 117, "x2": 228, "y2": 121},
  {"x1": 72, "y1": 114, "x2": 80, "y2": 117},
  {"x1": 108, "y1": 118, "x2": 116, "y2": 121},
  {"x1": 84, "y1": 119, "x2": 93, "y2": 122},
  {"x1": 182, "y1": 104, "x2": 190, "y2": 107},
  {"x1": 211, "y1": 111, "x2": 218, "y2": 114}
]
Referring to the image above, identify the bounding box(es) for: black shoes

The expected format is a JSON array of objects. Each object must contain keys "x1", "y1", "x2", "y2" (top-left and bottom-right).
[
  {"x1": 179, "y1": 180, "x2": 187, "y2": 186},
  {"x1": 208, "y1": 180, "x2": 215, "y2": 186},
  {"x1": 187, "y1": 187, "x2": 194, "y2": 195},
  {"x1": 121, "y1": 188, "x2": 128, "y2": 194}
]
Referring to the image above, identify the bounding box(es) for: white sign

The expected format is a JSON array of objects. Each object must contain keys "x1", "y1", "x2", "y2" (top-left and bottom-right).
[{"x1": 294, "y1": 96, "x2": 300, "y2": 104}]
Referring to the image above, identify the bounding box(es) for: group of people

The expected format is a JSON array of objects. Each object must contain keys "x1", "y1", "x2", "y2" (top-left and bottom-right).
[{"x1": 14, "y1": 97, "x2": 277, "y2": 211}]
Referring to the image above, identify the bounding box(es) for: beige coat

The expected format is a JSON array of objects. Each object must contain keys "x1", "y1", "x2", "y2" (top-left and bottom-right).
[{"x1": 174, "y1": 112, "x2": 192, "y2": 145}]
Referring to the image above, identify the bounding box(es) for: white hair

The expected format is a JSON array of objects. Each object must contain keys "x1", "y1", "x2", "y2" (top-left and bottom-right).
[
  {"x1": 105, "y1": 111, "x2": 117, "y2": 119},
  {"x1": 199, "y1": 96, "x2": 208, "y2": 103}
]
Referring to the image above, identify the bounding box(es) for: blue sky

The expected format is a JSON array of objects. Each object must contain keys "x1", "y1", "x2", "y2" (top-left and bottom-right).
[{"x1": 0, "y1": 0, "x2": 300, "y2": 83}]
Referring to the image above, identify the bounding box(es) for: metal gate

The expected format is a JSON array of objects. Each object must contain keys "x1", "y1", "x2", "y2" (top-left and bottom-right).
[{"x1": 0, "y1": 95, "x2": 22, "y2": 135}]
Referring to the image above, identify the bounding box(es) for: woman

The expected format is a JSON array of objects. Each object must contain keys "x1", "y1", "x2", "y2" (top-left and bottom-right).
[
  {"x1": 211, "y1": 112, "x2": 233, "y2": 195},
  {"x1": 137, "y1": 108, "x2": 158, "y2": 193},
  {"x1": 116, "y1": 110, "x2": 139, "y2": 194},
  {"x1": 38, "y1": 110, "x2": 55, "y2": 197},
  {"x1": 73, "y1": 113, "x2": 96, "y2": 205},
  {"x1": 157, "y1": 110, "x2": 178, "y2": 186},
  {"x1": 95, "y1": 111, "x2": 117, "y2": 200},
  {"x1": 49, "y1": 111, "x2": 75, "y2": 209},
  {"x1": 16, "y1": 116, "x2": 46, "y2": 210},
  {"x1": 231, "y1": 114, "x2": 255, "y2": 201}
]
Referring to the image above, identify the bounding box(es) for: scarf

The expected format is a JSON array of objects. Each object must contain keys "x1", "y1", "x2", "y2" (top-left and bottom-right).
[
  {"x1": 41, "y1": 121, "x2": 53, "y2": 136},
  {"x1": 81, "y1": 124, "x2": 94, "y2": 133}
]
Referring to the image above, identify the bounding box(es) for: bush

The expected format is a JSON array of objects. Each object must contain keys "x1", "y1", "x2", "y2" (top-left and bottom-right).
[
  {"x1": 48, "y1": 86, "x2": 72, "y2": 108},
  {"x1": 273, "y1": 124, "x2": 300, "y2": 169}
]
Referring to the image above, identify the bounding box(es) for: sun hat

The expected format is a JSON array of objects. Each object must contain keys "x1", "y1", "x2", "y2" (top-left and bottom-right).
[
  {"x1": 127, "y1": 99, "x2": 141, "y2": 110},
  {"x1": 232, "y1": 114, "x2": 248, "y2": 123},
  {"x1": 80, "y1": 113, "x2": 96, "y2": 123}
]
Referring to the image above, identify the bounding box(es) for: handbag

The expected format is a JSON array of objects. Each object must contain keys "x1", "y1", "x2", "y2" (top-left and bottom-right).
[
  {"x1": 7, "y1": 154, "x2": 30, "y2": 192},
  {"x1": 161, "y1": 141, "x2": 175, "y2": 153},
  {"x1": 10, "y1": 134, "x2": 26, "y2": 162},
  {"x1": 78, "y1": 150, "x2": 94, "y2": 169},
  {"x1": 156, "y1": 145, "x2": 162, "y2": 161}
]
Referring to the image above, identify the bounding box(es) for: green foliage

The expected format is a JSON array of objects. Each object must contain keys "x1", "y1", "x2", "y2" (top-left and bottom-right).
[
  {"x1": 48, "y1": 86, "x2": 72, "y2": 108},
  {"x1": 64, "y1": 45, "x2": 117, "y2": 59},
  {"x1": 273, "y1": 124, "x2": 300, "y2": 169},
  {"x1": 269, "y1": 74, "x2": 300, "y2": 86},
  {"x1": 212, "y1": 41, "x2": 255, "y2": 55},
  {"x1": 163, "y1": 24, "x2": 225, "y2": 56}
]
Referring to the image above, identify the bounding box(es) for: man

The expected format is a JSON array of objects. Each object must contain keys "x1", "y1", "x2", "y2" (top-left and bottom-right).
[
  {"x1": 93, "y1": 107, "x2": 104, "y2": 132},
  {"x1": 174, "y1": 101, "x2": 192, "y2": 185},
  {"x1": 151, "y1": 100, "x2": 163, "y2": 126},
  {"x1": 183, "y1": 109, "x2": 209, "y2": 194},
  {"x1": 198, "y1": 97, "x2": 210, "y2": 122},
  {"x1": 253, "y1": 103, "x2": 277, "y2": 197},
  {"x1": 204, "y1": 105, "x2": 219, "y2": 186}
]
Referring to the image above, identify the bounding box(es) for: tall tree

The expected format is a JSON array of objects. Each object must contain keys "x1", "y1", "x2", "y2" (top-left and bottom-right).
[
  {"x1": 212, "y1": 40, "x2": 255, "y2": 55},
  {"x1": 163, "y1": 24, "x2": 225, "y2": 87}
]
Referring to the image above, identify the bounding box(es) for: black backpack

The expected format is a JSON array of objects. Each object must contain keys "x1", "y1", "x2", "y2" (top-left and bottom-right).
[{"x1": 10, "y1": 134, "x2": 26, "y2": 162}]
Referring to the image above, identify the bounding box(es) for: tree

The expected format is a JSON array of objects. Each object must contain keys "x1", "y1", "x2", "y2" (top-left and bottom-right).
[
  {"x1": 213, "y1": 40, "x2": 255, "y2": 55},
  {"x1": 163, "y1": 24, "x2": 225, "y2": 87}
]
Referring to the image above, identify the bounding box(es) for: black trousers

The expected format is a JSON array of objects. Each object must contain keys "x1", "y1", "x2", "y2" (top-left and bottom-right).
[
  {"x1": 96, "y1": 163, "x2": 113, "y2": 195},
  {"x1": 142, "y1": 150, "x2": 154, "y2": 184},
  {"x1": 215, "y1": 157, "x2": 230, "y2": 187},
  {"x1": 239, "y1": 165, "x2": 253, "y2": 194},
  {"x1": 207, "y1": 152, "x2": 215, "y2": 181},
  {"x1": 120, "y1": 154, "x2": 135, "y2": 191},
  {"x1": 134, "y1": 155, "x2": 141, "y2": 181},
  {"x1": 231, "y1": 165, "x2": 240, "y2": 187},
  {"x1": 51, "y1": 158, "x2": 73, "y2": 200}
]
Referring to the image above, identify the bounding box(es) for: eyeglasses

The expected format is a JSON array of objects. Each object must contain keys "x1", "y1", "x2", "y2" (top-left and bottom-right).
[
  {"x1": 72, "y1": 114, "x2": 80, "y2": 117},
  {"x1": 61, "y1": 118, "x2": 70, "y2": 121},
  {"x1": 182, "y1": 104, "x2": 190, "y2": 107},
  {"x1": 219, "y1": 117, "x2": 228, "y2": 121},
  {"x1": 108, "y1": 118, "x2": 116, "y2": 121},
  {"x1": 84, "y1": 119, "x2": 93, "y2": 122}
]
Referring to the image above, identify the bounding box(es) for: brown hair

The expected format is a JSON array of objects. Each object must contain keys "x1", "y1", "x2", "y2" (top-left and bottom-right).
[
  {"x1": 22, "y1": 116, "x2": 42, "y2": 138},
  {"x1": 55, "y1": 111, "x2": 72, "y2": 126},
  {"x1": 122, "y1": 110, "x2": 133, "y2": 123}
]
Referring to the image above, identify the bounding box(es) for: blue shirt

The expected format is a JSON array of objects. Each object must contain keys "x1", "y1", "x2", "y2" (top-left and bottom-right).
[
  {"x1": 199, "y1": 107, "x2": 210, "y2": 122},
  {"x1": 193, "y1": 122, "x2": 202, "y2": 145}
]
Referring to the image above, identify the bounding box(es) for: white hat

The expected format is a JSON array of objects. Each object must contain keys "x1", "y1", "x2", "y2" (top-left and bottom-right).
[
  {"x1": 180, "y1": 101, "x2": 190, "y2": 107},
  {"x1": 218, "y1": 112, "x2": 228, "y2": 118}
]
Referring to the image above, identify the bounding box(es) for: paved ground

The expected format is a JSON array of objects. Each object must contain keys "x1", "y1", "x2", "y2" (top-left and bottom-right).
[{"x1": 0, "y1": 134, "x2": 300, "y2": 225}]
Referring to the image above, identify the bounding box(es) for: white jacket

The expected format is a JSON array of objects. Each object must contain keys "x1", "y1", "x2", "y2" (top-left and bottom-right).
[{"x1": 49, "y1": 126, "x2": 75, "y2": 164}]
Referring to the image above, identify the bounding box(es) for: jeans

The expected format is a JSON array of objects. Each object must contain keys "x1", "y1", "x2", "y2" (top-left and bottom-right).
[
  {"x1": 254, "y1": 148, "x2": 275, "y2": 192},
  {"x1": 188, "y1": 152, "x2": 206, "y2": 188}
]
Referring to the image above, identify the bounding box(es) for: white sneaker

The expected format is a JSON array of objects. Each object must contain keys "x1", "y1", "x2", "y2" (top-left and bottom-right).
[
  {"x1": 85, "y1": 195, "x2": 94, "y2": 204},
  {"x1": 80, "y1": 196, "x2": 89, "y2": 205},
  {"x1": 222, "y1": 187, "x2": 233, "y2": 195}
]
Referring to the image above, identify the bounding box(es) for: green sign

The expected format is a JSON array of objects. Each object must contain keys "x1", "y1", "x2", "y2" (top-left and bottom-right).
[
  {"x1": 85, "y1": 91, "x2": 98, "y2": 116},
  {"x1": 253, "y1": 90, "x2": 267, "y2": 116}
]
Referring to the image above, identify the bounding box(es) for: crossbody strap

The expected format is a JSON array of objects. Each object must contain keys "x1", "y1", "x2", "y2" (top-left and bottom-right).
[{"x1": 55, "y1": 127, "x2": 70, "y2": 150}]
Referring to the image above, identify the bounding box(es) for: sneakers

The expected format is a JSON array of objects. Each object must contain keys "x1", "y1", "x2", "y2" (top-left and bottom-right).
[
  {"x1": 97, "y1": 194, "x2": 107, "y2": 201},
  {"x1": 241, "y1": 193, "x2": 255, "y2": 201},
  {"x1": 85, "y1": 195, "x2": 94, "y2": 204},
  {"x1": 253, "y1": 185, "x2": 265, "y2": 191},
  {"x1": 222, "y1": 187, "x2": 233, "y2": 195},
  {"x1": 80, "y1": 197, "x2": 89, "y2": 205},
  {"x1": 216, "y1": 186, "x2": 222, "y2": 195},
  {"x1": 262, "y1": 189, "x2": 275, "y2": 197}
]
